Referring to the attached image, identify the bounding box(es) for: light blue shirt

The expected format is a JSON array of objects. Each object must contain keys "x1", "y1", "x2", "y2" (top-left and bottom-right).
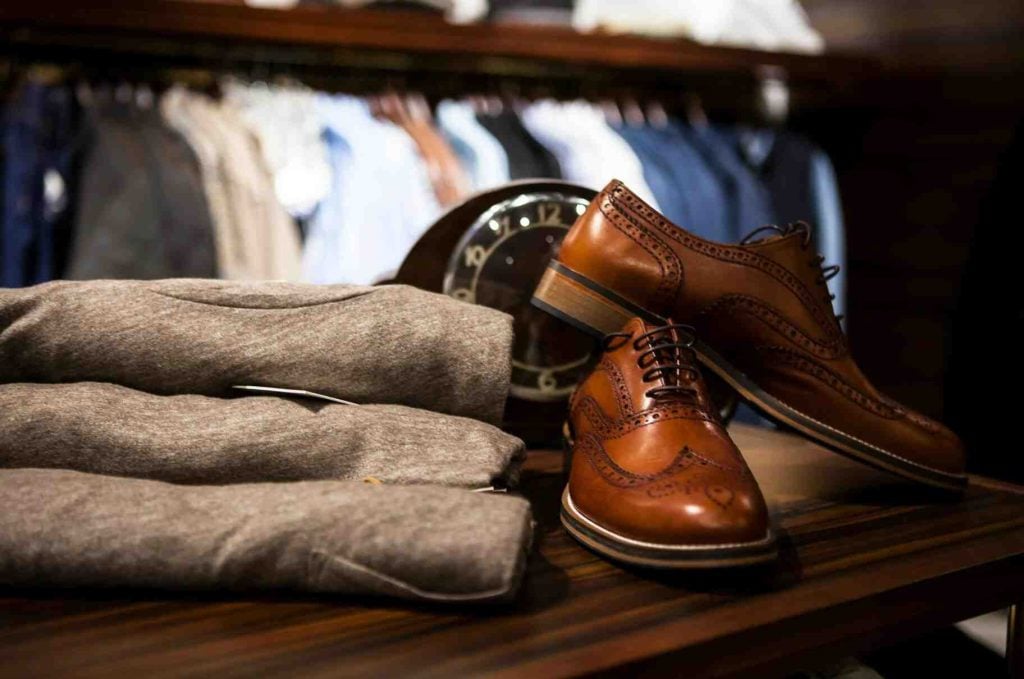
[
  {"x1": 810, "y1": 149, "x2": 846, "y2": 322},
  {"x1": 436, "y1": 100, "x2": 511, "y2": 192},
  {"x1": 521, "y1": 100, "x2": 661, "y2": 210},
  {"x1": 303, "y1": 95, "x2": 440, "y2": 285}
]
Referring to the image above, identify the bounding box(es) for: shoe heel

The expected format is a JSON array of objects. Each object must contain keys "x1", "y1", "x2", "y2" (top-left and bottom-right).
[{"x1": 532, "y1": 261, "x2": 647, "y2": 338}]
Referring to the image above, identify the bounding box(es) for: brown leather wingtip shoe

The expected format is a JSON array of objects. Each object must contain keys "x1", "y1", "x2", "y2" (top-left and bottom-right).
[
  {"x1": 535, "y1": 180, "x2": 967, "y2": 494},
  {"x1": 562, "y1": 318, "x2": 776, "y2": 568}
]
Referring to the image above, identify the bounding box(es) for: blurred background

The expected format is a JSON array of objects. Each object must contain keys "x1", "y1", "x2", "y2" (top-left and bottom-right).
[
  {"x1": 0, "y1": 0, "x2": 1021, "y2": 482},
  {"x1": 0, "y1": 2, "x2": 1021, "y2": 675}
]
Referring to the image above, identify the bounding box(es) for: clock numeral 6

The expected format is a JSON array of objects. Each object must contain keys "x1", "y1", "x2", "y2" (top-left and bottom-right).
[{"x1": 450, "y1": 287, "x2": 474, "y2": 302}]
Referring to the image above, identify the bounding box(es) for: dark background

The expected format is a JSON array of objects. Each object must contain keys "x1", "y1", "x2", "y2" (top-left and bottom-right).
[{"x1": 799, "y1": 0, "x2": 1024, "y2": 481}]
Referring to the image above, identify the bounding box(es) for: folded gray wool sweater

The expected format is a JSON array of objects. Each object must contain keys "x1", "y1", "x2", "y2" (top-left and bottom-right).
[
  {"x1": 0, "y1": 382, "x2": 525, "y2": 488},
  {"x1": 0, "y1": 279, "x2": 513, "y2": 425},
  {"x1": 0, "y1": 468, "x2": 533, "y2": 602}
]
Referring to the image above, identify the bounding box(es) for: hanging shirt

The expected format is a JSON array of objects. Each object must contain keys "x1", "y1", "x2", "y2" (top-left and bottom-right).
[
  {"x1": 2, "y1": 80, "x2": 79, "y2": 287},
  {"x1": 614, "y1": 123, "x2": 682, "y2": 222},
  {"x1": 810, "y1": 149, "x2": 845, "y2": 320},
  {"x1": 640, "y1": 121, "x2": 731, "y2": 240},
  {"x1": 436, "y1": 100, "x2": 511, "y2": 192},
  {"x1": 572, "y1": 0, "x2": 824, "y2": 53},
  {"x1": 682, "y1": 121, "x2": 775, "y2": 243},
  {"x1": 303, "y1": 95, "x2": 440, "y2": 285},
  {"x1": 68, "y1": 97, "x2": 217, "y2": 280},
  {"x1": 160, "y1": 87, "x2": 240, "y2": 278},
  {"x1": 522, "y1": 100, "x2": 659, "y2": 209},
  {"x1": 222, "y1": 79, "x2": 332, "y2": 220},
  {"x1": 736, "y1": 128, "x2": 846, "y2": 318},
  {"x1": 160, "y1": 87, "x2": 302, "y2": 281},
  {"x1": 476, "y1": 109, "x2": 562, "y2": 180}
]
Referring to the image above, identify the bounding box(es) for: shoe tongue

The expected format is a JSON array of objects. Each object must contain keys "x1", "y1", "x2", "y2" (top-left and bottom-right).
[
  {"x1": 637, "y1": 318, "x2": 684, "y2": 344},
  {"x1": 632, "y1": 324, "x2": 707, "y2": 407},
  {"x1": 635, "y1": 320, "x2": 686, "y2": 388}
]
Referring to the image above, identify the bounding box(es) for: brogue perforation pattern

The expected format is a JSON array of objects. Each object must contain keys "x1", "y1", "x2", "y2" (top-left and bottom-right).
[
  {"x1": 698, "y1": 294, "x2": 848, "y2": 359},
  {"x1": 594, "y1": 357, "x2": 633, "y2": 418},
  {"x1": 598, "y1": 198, "x2": 683, "y2": 311},
  {"x1": 756, "y1": 346, "x2": 905, "y2": 419},
  {"x1": 607, "y1": 183, "x2": 841, "y2": 340},
  {"x1": 578, "y1": 432, "x2": 746, "y2": 490},
  {"x1": 573, "y1": 394, "x2": 714, "y2": 440}
]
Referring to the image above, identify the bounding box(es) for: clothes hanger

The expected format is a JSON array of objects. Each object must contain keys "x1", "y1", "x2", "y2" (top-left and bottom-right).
[
  {"x1": 485, "y1": 92, "x2": 504, "y2": 116},
  {"x1": 499, "y1": 79, "x2": 528, "y2": 115},
  {"x1": 376, "y1": 89, "x2": 413, "y2": 126},
  {"x1": 755, "y1": 65, "x2": 790, "y2": 128},
  {"x1": 684, "y1": 92, "x2": 710, "y2": 130},
  {"x1": 620, "y1": 95, "x2": 646, "y2": 128},
  {"x1": 405, "y1": 91, "x2": 433, "y2": 123},
  {"x1": 598, "y1": 98, "x2": 624, "y2": 127},
  {"x1": 645, "y1": 99, "x2": 670, "y2": 129}
]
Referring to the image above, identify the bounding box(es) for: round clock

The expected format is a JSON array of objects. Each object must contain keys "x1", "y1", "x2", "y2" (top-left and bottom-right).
[
  {"x1": 443, "y1": 191, "x2": 593, "y2": 401},
  {"x1": 393, "y1": 181, "x2": 597, "y2": 443},
  {"x1": 393, "y1": 180, "x2": 736, "y2": 443}
]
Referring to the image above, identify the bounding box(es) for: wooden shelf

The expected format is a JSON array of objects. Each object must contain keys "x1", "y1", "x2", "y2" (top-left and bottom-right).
[
  {"x1": 0, "y1": 0, "x2": 876, "y2": 83},
  {"x1": 1, "y1": 424, "x2": 1022, "y2": 676}
]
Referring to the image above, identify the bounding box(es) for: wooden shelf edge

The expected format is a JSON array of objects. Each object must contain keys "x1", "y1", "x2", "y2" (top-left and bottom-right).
[{"x1": 0, "y1": 0, "x2": 878, "y2": 80}]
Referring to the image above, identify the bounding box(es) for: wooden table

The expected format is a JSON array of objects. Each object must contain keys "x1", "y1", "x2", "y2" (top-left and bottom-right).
[{"x1": 1, "y1": 424, "x2": 1022, "y2": 678}]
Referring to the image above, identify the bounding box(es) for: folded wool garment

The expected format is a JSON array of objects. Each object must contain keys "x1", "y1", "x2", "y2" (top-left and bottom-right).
[
  {"x1": 0, "y1": 468, "x2": 533, "y2": 602},
  {"x1": 0, "y1": 382, "x2": 526, "y2": 488},
  {"x1": 0, "y1": 280, "x2": 513, "y2": 425}
]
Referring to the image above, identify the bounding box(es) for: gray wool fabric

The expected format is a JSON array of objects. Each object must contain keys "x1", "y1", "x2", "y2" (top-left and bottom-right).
[
  {"x1": 0, "y1": 382, "x2": 525, "y2": 488},
  {"x1": 0, "y1": 468, "x2": 533, "y2": 602},
  {"x1": 0, "y1": 279, "x2": 513, "y2": 425}
]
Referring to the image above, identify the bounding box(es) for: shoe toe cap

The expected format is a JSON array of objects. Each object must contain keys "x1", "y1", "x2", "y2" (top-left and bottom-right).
[
  {"x1": 897, "y1": 409, "x2": 967, "y2": 477},
  {"x1": 580, "y1": 479, "x2": 771, "y2": 548}
]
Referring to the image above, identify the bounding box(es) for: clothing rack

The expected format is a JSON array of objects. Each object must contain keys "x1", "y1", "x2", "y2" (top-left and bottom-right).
[
  {"x1": 0, "y1": 1, "x2": 878, "y2": 117},
  {"x1": 1, "y1": 1, "x2": 856, "y2": 311}
]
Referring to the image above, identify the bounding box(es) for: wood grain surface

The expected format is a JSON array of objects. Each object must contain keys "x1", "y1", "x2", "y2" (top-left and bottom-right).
[
  {"x1": 1, "y1": 424, "x2": 1021, "y2": 678},
  {"x1": 0, "y1": 1, "x2": 875, "y2": 81}
]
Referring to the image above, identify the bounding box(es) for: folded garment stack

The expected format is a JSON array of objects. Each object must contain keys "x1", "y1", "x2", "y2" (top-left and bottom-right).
[
  {"x1": 0, "y1": 280, "x2": 531, "y2": 603},
  {"x1": 0, "y1": 279, "x2": 512, "y2": 424}
]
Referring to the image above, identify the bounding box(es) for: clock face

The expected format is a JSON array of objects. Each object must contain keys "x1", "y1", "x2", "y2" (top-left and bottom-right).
[{"x1": 444, "y1": 191, "x2": 594, "y2": 401}]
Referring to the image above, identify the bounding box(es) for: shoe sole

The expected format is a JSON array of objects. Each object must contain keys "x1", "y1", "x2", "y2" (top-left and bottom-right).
[
  {"x1": 561, "y1": 487, "x2": 778, "y2": 569},
  {"x1": 533, "y1": 261, "x2": 969, "y2": 494}
]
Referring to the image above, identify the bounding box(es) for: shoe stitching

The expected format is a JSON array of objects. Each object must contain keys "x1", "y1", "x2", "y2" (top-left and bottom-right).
[
  {"x1": 755, "y1": 345, "x2": 905, "y2": 420},
  {"x1": 698, "y1": 294, "x2": 848, "y2": 360},
  {"x1": 594, "y1": 356, "x2": 634, "y2": 418},
  {"x1": 756, "y1": 386, "x2": 964, "y2": 480},
  {"x1": 606, "y1": 182, "x2": 840, "y2": 340},
  {"x1": 693, "y1": 342, "x2": 965, "y2": 482},
  {"x1": 900, "y1": 408, "x2": 946, "y2": 435},
  {"x1": 597, "y1": 198, "x2": 683, "y2": 311},
  {"x1": 572, "y1": 394, "x2": 714, "y2": 439},
  {"x1": 565, "y1": 490, "x2": 775, "y2": 551},
  {"x1": 577, "y1": 432, "x2": 744, "y2": 490}
]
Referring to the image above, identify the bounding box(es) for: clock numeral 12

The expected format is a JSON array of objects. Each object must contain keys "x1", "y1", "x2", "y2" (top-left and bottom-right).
[{"x1": 537, "y1": 203, "x2": 562, "y2": 226}]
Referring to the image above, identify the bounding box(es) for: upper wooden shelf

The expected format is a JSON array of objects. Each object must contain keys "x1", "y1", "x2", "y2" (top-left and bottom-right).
[{"x1": 0, "y1": 0, "x2": 876, "y2": 82}]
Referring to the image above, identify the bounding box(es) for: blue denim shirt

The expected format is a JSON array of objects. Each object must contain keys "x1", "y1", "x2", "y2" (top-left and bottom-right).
[
  {"x1": 302, "y1": 95, "x2": 440, "y2": 285},
  {"x1": 2, "y1": 81, "x2": 77, "y2": 287},
  {"x1": 680, "y1": 122, "x2": 776, "y2": 244}
]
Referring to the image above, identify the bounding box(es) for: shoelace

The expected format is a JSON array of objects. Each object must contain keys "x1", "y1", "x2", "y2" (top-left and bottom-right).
[
  {"x1": 740, "y1": 221, "x2": 845, "y2": 325},
  {"x1": 603, "y1": 323, "x2": 701, "y2": 401}
]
